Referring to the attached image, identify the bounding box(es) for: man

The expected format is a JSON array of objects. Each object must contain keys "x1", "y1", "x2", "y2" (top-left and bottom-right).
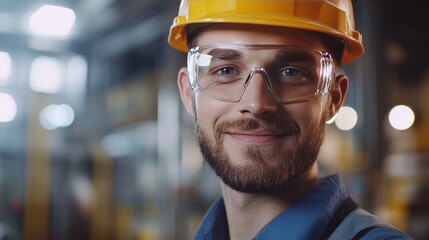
[{"x1": 168, "y1": 0, "x2": 413, "y2": 239}]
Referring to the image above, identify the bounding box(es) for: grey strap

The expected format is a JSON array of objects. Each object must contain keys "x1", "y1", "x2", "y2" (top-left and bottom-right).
[{"x1": 327, "y1": 208, "x2": 390, "y2": 240}]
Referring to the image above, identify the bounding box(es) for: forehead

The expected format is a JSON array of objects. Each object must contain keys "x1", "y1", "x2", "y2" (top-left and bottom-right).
[{"x1": 193, "y1": 23, "x2": 330, "y2": 51}]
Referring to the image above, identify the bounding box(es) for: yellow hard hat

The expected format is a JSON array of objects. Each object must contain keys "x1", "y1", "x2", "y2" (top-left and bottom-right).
[{"x1": 168, "y1": 0, "x2": 364, "y2": 64}]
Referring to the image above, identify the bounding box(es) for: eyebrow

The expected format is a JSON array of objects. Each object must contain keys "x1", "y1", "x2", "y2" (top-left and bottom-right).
[
  {"x1": 206, "y1": 48, "x2": 243, "y2": 60},
  {"x1": 274, "y1": 50, "x2": 317, "y2": 64},
  {"x1": 204, "y1": 47, "x2": 319, "y2": 66}
]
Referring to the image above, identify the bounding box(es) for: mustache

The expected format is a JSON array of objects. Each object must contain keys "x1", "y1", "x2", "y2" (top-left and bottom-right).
[{"x1": 215, "y1": 118, "x2": 300, "y2": 136}]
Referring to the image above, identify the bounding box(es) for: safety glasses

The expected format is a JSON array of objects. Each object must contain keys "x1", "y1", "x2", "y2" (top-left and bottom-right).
[{"x1": 187, "y1": 44, "x2": 335, "y2": 104}]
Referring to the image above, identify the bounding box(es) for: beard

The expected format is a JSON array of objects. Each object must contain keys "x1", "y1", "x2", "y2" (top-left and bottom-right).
[{"x1": 196, "y1": 115, "x2": 326, "y2": 194}]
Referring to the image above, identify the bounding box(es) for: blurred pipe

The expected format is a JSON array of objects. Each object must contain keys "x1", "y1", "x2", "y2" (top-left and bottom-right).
[
  {"x1": 90, "y1": 142, "x2": 115, "y2": 240},
  {"x1": 23, "y1": 93, "x2": 51, "y2": 240},
  {"x1": 157, "y1": 76, "x2": 180, "y2": 239}
]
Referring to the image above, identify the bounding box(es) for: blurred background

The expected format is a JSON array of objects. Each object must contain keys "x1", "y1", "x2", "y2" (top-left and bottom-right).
[{"x1": 0, "y1": 0, "x2": 428, "y2": 239}]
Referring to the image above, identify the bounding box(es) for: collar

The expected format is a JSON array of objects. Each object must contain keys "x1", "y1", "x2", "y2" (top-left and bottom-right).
[{"x1": 193, "y1": 173, "x2": 350, "y2": 240}]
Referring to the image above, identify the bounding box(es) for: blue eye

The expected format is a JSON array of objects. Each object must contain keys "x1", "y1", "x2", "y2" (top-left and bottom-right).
[
  {"x1": 216, "y1": 67, "x2": 238, "y2": 75},
  {"x1": 276, "y1": 67, "x2": 315, "y2": 85},
  {"x1": 280, "y1": 68, "x2": 303, "y2": 77}
]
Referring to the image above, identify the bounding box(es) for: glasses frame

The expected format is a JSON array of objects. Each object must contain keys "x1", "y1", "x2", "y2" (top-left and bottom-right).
[{"x1": 187, "y1": 44, "x2": 335, "y2": 104}]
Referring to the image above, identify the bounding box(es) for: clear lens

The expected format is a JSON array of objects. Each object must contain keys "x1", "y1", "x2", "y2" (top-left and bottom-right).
[{"x1": 188, "y1": 44, "x2": 334, "y2": 104}]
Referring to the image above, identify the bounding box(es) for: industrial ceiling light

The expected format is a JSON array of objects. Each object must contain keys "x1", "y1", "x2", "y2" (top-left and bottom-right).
[
  {"x1": 0, "y1": 51, "x2": 12, "y2": 85},
  {"x1": 0, "y1": 93, "x2": 17, "y2": 123},
  {"x1": 30, "y1": 56, "x2": 63, "y2": 94},
  {"x1": 39, "y1": 104, "x2": 75, "y2": 130},
  {"x1": 29, "y1": 5, "x2": 76, "y2": 37},
  {"x1": 388, "y1": 105, "x2": 415, "y2": 131},
  {"x1": 335, "y1": 106, "x2": 359, "y2": 131}
]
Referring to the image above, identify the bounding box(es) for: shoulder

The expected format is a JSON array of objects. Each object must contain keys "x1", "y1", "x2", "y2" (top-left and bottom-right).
[
  {"x1": 327, "y1": 207, "x2": 414, "y2": 240},
  {"x1": 359, "y1": 226, "x2": 414, "y2": 240}
]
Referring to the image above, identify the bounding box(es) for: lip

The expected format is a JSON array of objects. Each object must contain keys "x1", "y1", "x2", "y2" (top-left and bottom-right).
[{"x1": 226, "y1": 130, "x2": 289, "y2": 144}]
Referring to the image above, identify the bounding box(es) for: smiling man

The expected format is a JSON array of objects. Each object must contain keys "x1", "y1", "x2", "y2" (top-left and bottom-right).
[{"x1": 168, "y1": 1, "x2": 413, "y2": 239}]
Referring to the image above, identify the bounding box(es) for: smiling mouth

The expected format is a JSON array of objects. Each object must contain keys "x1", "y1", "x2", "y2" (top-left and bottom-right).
[
  {"x1": 226, "y1": 130, "x2": 292, "y2": 144},
  {"x1": 216, "y1": 118, "x2": 299, "y2": 145}
]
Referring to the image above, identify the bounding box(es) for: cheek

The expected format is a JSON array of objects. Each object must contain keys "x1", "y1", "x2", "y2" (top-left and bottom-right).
[
  {"x1": 194, "y1": 95, "x2": 229, "y2": 134},
  {"x1": 286, "y1": 101, "x2": 326, "y2": 132}
]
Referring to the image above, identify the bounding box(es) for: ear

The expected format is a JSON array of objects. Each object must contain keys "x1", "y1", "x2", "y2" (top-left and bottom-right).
[
  {"x1": 327, "y1": 74, "x2": 348, "y2": 120},
  {"x1": 177, "y1": 67, "x2": 195, "y2": 117}
]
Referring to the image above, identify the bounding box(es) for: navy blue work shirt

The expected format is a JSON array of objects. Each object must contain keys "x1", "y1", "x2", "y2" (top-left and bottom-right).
[{"x1": 193, "y1": 173, "x2": 412, "y2": 240}]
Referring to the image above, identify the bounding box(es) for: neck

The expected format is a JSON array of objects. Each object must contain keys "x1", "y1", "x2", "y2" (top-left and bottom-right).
[{"x1": 221, "y1": 165, "x2": 319, "y2": 240}]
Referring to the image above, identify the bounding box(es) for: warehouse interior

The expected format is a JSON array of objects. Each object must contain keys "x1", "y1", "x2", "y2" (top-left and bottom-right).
[{"x1": 0, "y1": 0, "x2": 428, "y2": 239}]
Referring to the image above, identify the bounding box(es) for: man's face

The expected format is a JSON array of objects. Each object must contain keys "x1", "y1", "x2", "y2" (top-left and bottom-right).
[{"x1": 179, "y1": 24, "x2": 344, "y2": 194}]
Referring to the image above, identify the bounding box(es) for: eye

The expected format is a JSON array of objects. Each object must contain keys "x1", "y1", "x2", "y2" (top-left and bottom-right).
[
  {"x1": 276, "y1": 66, "x2": 315, "y2": 85},
  {"x1": 280, "y1": 68, "x2": 304, "y2": 77},
  {"x1": 215, "y1": 67, "x2": 238, "y2": 76}
]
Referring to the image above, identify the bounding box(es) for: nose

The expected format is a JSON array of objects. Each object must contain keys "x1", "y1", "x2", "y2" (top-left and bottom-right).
[{"x1": 237, "y1": 68, "x2": 278, "y2": 115}]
